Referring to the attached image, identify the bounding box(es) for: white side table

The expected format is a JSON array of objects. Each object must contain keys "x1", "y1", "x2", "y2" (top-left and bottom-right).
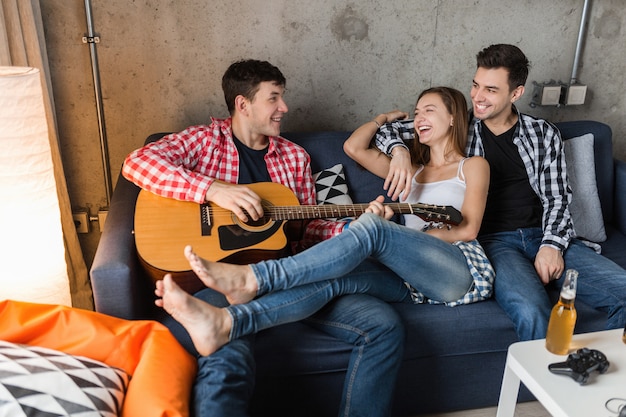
[{"x1": 497, "y1": 329, "x2": 626, "y2": 417}]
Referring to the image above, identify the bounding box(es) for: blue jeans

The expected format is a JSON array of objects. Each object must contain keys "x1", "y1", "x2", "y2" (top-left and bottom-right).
[
  {"x1": 222, "y1": 213, "x2": 474, "y2": 416},
  {"x1": 251, "y1": 213, "x2": 474, "y2": 301},
  {"x1": 166, "y1": 279, "x2": 406, "y2": 417},
  {"x1": 479, "y1": 228, "x2": 626, "y2": 341},
  {"x1": 300, "y1": 292, "x2": 405, "y2": 417}
]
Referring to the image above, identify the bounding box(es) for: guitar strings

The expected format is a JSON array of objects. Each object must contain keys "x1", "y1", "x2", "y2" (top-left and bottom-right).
[{"x1": 202, "y1": 203, "x2": 453, "y2": 222}]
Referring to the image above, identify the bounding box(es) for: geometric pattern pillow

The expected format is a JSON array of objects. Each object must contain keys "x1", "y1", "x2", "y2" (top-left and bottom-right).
[
  {"x1": 0, "y1": 340, "x2": 129, "y2": 417},
  {"x1": 312, "y1": 163, "x2": 354, "y2": 205}
]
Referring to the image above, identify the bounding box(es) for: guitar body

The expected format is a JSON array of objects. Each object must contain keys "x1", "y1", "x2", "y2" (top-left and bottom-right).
[{"x1": 134, "y1": 182, "x2": 300, "y2": 292}]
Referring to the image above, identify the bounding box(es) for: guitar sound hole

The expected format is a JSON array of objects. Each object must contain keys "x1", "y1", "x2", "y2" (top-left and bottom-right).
[{"x1": 242, "y1": 213, "x2": 271, "y2": 227}]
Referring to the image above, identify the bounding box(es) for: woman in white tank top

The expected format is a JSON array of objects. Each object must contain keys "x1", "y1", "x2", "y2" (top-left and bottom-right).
[{"x1": 152, "y1": 88, "x2": 494, "y2": 365}]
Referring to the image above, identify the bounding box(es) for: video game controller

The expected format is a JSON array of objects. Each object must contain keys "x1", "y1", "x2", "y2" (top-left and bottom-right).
[{"x1": 548, "y1": 347, "x2": 610, "y2": 384}]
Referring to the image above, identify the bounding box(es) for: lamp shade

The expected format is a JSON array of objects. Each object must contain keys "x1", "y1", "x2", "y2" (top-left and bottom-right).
[{"x1": 0, "y1": 66, "x2": 71, "y2": 306}]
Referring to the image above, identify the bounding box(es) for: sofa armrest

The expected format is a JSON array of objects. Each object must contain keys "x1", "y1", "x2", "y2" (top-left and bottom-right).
[
  {"x1": 614, "y1": 158, "x2": 626, "y2": 235},
  {"x1": 90, "y1": 173, "x2": 155, "y2": 320}
]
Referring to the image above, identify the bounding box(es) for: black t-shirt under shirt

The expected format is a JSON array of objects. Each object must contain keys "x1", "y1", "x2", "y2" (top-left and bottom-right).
[
  {"x1": 233, "y1": 136, "x2": 271, "y2": 184},
  {"x1": 479, "y1": 124, "x2": 542, "y2": 236}
]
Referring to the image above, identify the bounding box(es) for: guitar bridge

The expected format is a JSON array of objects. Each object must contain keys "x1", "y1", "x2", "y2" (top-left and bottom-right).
[{"x1": 200, "y1": 204, "x2": 212, "y2": 236}]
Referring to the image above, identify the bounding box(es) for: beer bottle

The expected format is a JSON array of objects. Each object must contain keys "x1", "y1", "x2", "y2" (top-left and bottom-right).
[{"x1": 545, "y1": 269, "x2": 578, "y2": 355}]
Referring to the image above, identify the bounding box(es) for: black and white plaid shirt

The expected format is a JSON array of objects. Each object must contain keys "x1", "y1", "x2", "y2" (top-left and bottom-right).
[{"x1": 374, "y1": 106, "x2": 576, "y2": 252}]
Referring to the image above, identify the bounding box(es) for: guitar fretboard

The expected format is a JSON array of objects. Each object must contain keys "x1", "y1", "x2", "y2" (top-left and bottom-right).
[{"x1": 264, "y1": 203, "x2": 455, "y2": 222}]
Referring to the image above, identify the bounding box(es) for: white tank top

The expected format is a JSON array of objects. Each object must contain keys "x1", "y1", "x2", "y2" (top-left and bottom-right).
[{"x1": 400, "y1": 158, "x2": 468, "y2": 231}]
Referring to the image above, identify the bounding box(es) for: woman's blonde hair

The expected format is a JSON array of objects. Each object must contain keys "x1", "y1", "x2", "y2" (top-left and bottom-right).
[{"x1": 411, "y1": 87, "x2": 468, "y2": 165}]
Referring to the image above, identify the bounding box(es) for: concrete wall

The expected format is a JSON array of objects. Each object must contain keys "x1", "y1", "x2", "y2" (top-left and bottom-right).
[{"x1": 38, "y1": 0, "x2": 626, "y2": 266}]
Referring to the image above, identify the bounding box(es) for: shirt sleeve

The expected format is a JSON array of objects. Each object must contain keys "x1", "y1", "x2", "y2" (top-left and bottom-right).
[
  {"x1": 465, "y1": 119, "x2": 484, "y2": 157},
  {"x1": 302, "y1": 219, "x2": 346, "y2": 243},
  {"x1": 535, "y1": 123, "x2": 575, "y2": 251},
  {"x1": 374, "y1": 119, "x2": 415, "y2": 155},
  {"x1": 122, "y1": 126, "x2": 215, "y2": 203}
]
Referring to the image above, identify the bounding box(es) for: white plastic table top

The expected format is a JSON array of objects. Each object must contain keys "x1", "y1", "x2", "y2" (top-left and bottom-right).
[{"x1": 496, "y1": 328, "x2": 626, "y2": 417}]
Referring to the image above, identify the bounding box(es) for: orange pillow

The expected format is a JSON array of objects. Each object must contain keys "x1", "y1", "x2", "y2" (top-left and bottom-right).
[{"x1": 0, "y1": 299, "x2": 196, "y2": 417}]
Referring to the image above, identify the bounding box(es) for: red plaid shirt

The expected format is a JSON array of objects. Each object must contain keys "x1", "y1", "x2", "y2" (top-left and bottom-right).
[{"x1": 122, "y1": 117, "x2": 345, "y2": 243}]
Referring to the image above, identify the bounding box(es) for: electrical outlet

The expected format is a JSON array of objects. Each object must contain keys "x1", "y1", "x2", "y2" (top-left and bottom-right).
[
  {"x1": 540, "y1": 85, "x2": 562, "y2": 106},
  {"x1": 530, "y1": 82, "x2": 563, "y2": 108},
  {"x1": 562, "y1": 84, "x2": 587, "y2": 106},
  {"x1": 72, "y1": 211, "x2": 89, "y2": 233},
  {"x1": 97, "y1": 209, "x2": 108, "y2": 232}
]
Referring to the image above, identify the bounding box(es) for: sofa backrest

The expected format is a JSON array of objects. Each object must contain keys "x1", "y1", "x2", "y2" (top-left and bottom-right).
[
  {"x1": 283, "y1": 131, "x2": 391, "y2": 205},
  {"x1": 287, "y1": 121, "x2": 614, "y2": 224}
]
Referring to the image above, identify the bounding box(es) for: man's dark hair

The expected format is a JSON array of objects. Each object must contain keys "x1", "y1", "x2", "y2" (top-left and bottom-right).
[
  {"x1": 476, "y1": 44, "x2": 530, "y2": 91},
  {"x1": 222, "y1": 59, "x2": 286, "y2": 114}
]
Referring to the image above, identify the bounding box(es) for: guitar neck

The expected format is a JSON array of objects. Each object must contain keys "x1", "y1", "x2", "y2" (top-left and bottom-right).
[
  {"x1": 268, "y1": 203, "x2": 447, "y2": 221},
  {"x1": 269, "y1": 203, "x2": 367, "y2": 220}
]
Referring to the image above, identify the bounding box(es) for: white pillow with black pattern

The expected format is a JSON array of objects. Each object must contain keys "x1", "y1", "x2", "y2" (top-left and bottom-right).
[
  {"x1": 0, "y1": 340, "x2": 129, "y2": 417},
  {"x1": 312, "y1": 163, "x2": 354, "y2": 205}
]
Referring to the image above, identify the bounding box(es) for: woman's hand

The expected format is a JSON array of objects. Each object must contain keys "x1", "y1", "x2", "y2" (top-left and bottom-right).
[
  {"x1": 344, "y1": 109, "x2": 414, "y2": 196},
  {"x1": 364, "y1": 195, "x2": 394, "y2": 220},
  {"x1": 376, "y1": 110, "x2": 412, "y2": 200},
  {"x1": 384, "y1": 147, "x2": 413, "y2": 200}
]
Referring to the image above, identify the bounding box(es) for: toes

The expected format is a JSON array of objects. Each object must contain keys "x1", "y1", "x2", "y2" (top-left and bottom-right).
[
  {"x1": 184, "y1": 245, "x2": 195, "y2": 260},
  {"x1": 163, "y1": 274, "x2": 183, "y2": 293}
]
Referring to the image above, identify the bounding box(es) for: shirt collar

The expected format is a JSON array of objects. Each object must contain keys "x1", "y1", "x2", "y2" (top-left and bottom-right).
[{"x1": 213, "y1": 116, "x2": 279, "y2": 155}]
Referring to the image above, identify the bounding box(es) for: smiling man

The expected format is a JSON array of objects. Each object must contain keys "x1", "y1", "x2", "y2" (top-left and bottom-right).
[
  {"x1": 122, "y1": 59, "x2": 405, "y2": 417},
  {"x1": 465, "y1": 44, "x2": 626, "y2": 342},
  {"x1": 376, "y1": 44, "x2": 626, "y2": 343}
]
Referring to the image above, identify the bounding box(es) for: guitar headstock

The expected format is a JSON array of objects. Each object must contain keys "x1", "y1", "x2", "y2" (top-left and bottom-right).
[{"x1": 413, "y1": 204, "x2": 463, "y2": 226}]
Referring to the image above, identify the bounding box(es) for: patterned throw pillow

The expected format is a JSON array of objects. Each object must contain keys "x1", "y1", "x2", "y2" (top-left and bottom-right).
[
  {"x1": 312, "y1": 163, "x2": 353, "y2": 205},
  {"x1": 0, "y1": 340, "x2": 129, "y2": 417}
]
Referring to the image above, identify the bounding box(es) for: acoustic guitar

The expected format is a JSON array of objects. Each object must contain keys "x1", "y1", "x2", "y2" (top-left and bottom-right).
[{"x1": 134, "y1": 182, "x2": 462, "y2": 293}]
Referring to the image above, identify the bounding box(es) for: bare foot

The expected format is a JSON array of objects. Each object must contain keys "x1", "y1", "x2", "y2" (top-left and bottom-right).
[
  {"x1": 155, "y1": 274, "x2": 232, "y2": 356},
  {"x1": 184, "y1": 245, "x2": 258, "y2": 304}
]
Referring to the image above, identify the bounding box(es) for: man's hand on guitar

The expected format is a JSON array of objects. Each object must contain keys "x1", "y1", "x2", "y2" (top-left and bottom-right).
[
  {"x1": 205, "y1": 181, "x2": 264, "y2": 222},
  {"x1": 365, "y1": 196, "x2": 394, "y2": 220}
]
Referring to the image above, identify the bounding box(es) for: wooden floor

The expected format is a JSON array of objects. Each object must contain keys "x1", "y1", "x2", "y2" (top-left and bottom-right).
[{"x1": 419, "y1": 401, "x2": 550, "y2": 417}]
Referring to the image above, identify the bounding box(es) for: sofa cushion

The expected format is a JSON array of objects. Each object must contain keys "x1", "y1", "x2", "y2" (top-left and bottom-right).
[
  {"x1": 312, "y1": 163, "x2": 353, "y2": 205},
  {"x1": 563, "y1": 133, "x2": 607, "y2": 242},
  {"x1": 0, "y1": 340, "x2": 129, "y2": 416},
  {"x1": 556, "y1": 121, "x2": 614, "y2": 224}
]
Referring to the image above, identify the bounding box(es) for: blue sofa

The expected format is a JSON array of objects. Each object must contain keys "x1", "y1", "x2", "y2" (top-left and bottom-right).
[{"x1": 90, "y1": 120, "x2": 626, "y2": 416}]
